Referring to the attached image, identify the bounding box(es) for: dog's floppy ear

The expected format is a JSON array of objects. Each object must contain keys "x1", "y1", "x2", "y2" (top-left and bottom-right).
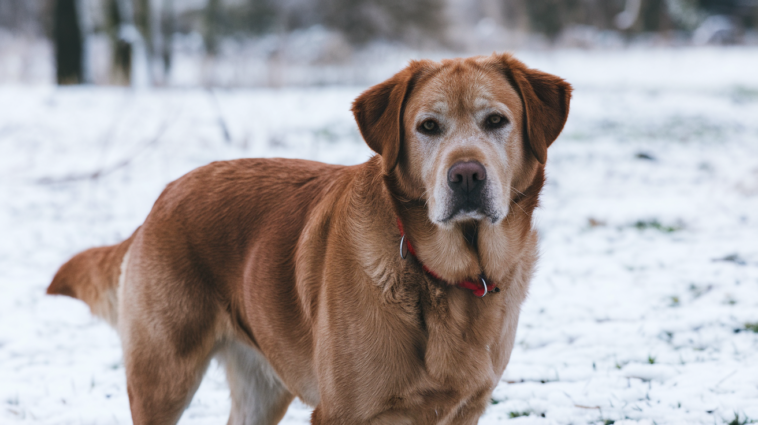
[
  {"x1": 499, "y1": 54, "x2": 572, "y2": 164},
  {"x1": 352, "y1": 61, "x2": 426, "y2": 174}
]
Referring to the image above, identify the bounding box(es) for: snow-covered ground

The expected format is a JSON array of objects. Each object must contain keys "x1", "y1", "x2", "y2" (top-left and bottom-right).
[{"x1": 1, "y1": 48, "x2": 758, "y2": 425}]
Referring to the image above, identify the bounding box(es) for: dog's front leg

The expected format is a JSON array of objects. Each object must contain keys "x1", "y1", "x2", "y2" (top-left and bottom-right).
[
  {"x1": 446, "y1": 388, "x2": 492, "y2": 425},
  {"x1": 310, "y1": 405, "x2": 363, "y2": 425},
  {"x1": 311, "y1": 405, "x2": 417, "y2": 425},
  {"x1": 310, "y1": 406, "x2": 324, "y2": 425}
]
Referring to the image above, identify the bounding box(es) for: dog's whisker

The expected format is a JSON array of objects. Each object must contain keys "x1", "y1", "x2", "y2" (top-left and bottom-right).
[{"x1": 510, "y1": 187, "x2": 526, "y2": 197}]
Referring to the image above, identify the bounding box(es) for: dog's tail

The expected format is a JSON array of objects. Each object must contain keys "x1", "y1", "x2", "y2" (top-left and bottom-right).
[{"x1": 47, "y1": 230, "x2": 138, "y2": 328}]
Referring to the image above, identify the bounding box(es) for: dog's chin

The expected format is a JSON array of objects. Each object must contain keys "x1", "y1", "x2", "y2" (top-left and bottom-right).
[{"x1": 432, "y1": 206, "x2": 504, "y2": 227}]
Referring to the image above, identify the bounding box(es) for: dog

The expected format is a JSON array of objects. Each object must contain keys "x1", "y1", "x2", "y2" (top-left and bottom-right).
[{"x1": 48, "y1": 53, "x2": 571, "y2": 424}]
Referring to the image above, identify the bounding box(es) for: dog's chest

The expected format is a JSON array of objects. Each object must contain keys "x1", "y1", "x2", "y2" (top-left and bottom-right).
[
  {"x1": 379, "y1": 275, "x2": 507, "y2": 416},
  {"x1": 423, "y1": 290, "x2": 503, "y2": 382}
]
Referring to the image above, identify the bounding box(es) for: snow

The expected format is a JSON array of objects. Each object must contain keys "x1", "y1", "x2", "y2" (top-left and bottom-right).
[{"x1": 2, "y1": 48, "x2": 758, "y2": 424}]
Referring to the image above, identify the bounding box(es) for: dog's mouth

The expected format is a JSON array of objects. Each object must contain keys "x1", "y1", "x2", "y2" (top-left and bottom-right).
[
  {"x1": 440, "y1": 187, "x2": 500, "y2": 224},
  {"x1": 440, "y1": 203, "x2": 500, "y2": 224}
]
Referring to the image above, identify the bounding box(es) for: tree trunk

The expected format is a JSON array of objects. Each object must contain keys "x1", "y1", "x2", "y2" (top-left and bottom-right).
[
  {"x1": 106, "y1": 0, "x2": 130, "y2": 85},
  {"x1": 160, "y1": 0, "x2": 174, "y2": 80},
  {"x1": 76, "y1": 0, "x2": 94, "y2": 83},
  {"x1": 54, "y1": 0, "x2": 83, "y2": 85},
  {"x1": 106, "y1": 0, "x2": 151, "y2": 87},
  {"x1": 204, "y1": 0, "x2": 222, "y2": 56}
]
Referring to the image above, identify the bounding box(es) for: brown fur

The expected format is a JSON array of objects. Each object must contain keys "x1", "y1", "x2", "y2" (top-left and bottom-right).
[
  {"x1": 48, "y1": 53, "x2": 571, "y2": 425},
  {"x1": 47, "y1": 230, "x2": 137, "y2": 326}
]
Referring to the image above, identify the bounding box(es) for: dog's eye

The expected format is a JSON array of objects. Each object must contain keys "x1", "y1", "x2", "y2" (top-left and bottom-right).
[
  {"x1": 485, "y1": 114, "x2": 507, "y2": 129},
  {"x1": 419, "y1": 120, "x2": 440, "y2": 135}
]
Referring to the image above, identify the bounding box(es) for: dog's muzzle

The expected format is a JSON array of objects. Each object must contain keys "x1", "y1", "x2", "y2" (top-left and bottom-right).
[{"x1": 443, "y1": 161, "x2": 493, "y2": 221}]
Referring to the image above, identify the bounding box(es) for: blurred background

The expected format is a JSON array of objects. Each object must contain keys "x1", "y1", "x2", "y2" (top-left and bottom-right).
[
  {"x1": 2, "y1": 0, "x2": 758, "y2": 86},
  {"x1": 3, "y1": 1, "x2": 758, "y2": 424}
]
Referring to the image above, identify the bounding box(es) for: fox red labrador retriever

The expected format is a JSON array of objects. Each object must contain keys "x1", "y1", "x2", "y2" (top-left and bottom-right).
[{"x1": 48, "y1": 53, "x2": 571, "y2": 424}]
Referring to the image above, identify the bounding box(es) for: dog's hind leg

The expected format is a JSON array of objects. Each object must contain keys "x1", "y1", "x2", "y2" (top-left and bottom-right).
[
  {"x1": 120, "y1": 309, "x2": 219, "y2": 425},
  {"x1": 217, "y1": 340, "x2": 294, "y2": 425},
  {"x1": 120, "y1": 301, "x2": 220, "y2": 425},
  {"x1": 118, "y1": 249, "x2": 226, "y2": 424}
]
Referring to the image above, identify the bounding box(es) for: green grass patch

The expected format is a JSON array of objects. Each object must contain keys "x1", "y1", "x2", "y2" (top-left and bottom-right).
[
  {"x1": 726, "y1": 413, "x2": 755, "y2": 425},
  {"x1": 509, "y1": 411, "x2": 530, "y2": 418},
  {"x1": 633, "y1": 219, "x2": 681, "y2": 233}
]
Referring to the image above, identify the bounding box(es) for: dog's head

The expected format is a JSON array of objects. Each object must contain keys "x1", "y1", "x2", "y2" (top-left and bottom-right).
[{"x1": 352, "y1": 53, "x2": 571, "y2": 226}]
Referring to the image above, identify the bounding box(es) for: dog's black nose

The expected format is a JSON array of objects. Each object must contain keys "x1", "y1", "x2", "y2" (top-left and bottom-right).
[{"x1": 448, "y1": 161, "x2": 486, "y2": 193}]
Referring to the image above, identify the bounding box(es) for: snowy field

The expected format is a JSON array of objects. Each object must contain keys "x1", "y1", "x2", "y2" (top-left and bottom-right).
[{"x1": 1, "y1": 48, "x2": 758, "y2": 425}]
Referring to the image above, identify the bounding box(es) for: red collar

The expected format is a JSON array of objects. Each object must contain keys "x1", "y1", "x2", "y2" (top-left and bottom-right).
[{"x1": 397, "y1": 218, "x2": 498, "y2": 297}]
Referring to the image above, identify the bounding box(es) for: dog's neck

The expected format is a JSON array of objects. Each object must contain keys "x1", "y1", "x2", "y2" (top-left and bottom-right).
[{"x1": 397, "y1": 216, "x2": 497, "y2": 296}]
